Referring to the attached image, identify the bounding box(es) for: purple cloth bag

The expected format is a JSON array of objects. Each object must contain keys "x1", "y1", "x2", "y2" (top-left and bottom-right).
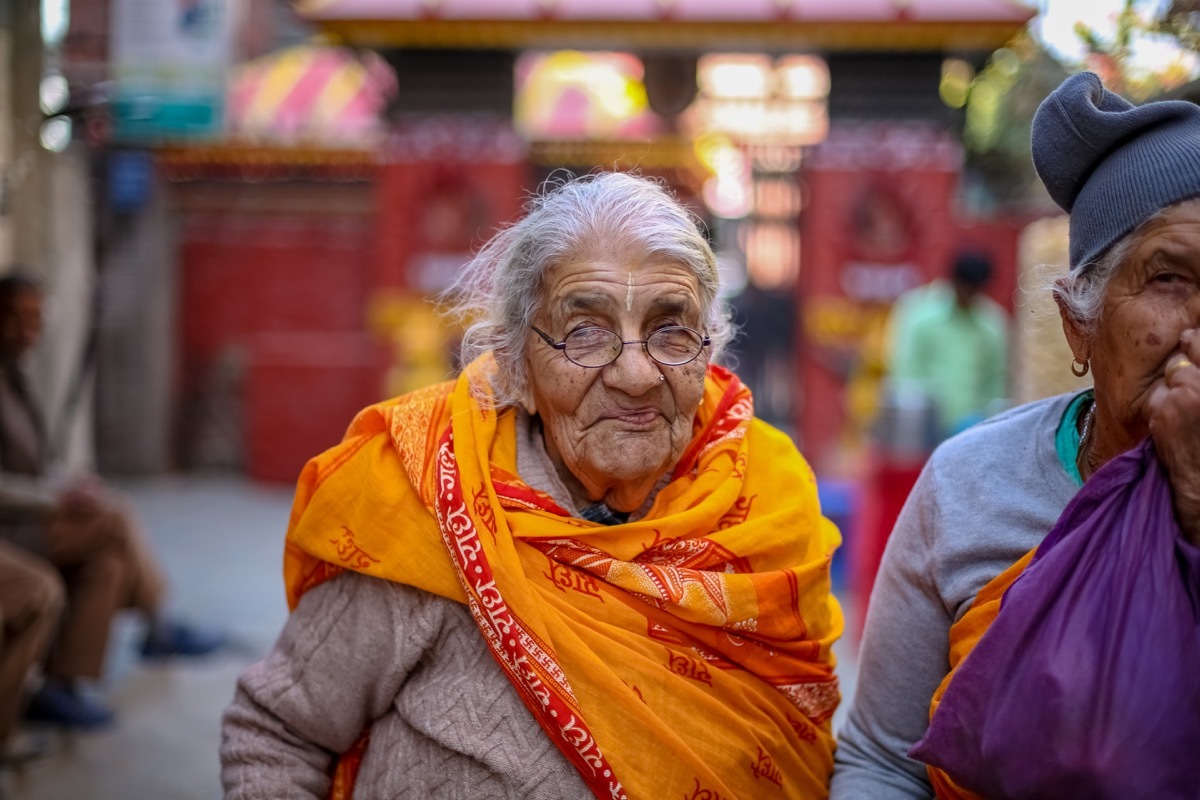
[{"x1": 909, "y1": 439, "x2": 1200, "y2": 799}]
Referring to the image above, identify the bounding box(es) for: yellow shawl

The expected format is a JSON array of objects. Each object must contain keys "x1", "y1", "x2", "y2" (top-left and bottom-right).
[{"x1": 284, "y1": 356, "x2": 843, "y2": 799}]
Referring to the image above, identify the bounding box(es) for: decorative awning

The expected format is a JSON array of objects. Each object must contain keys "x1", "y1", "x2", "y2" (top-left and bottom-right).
[
  {"x1": 296, "y1": 0, "x2": 1035, "y2": 51},
  {"x1": 155, "y1": 44, "x2": 396, "y2": 181},
  {"x1": 227, "y1": 44, "x2": 397, "y2": 147}
]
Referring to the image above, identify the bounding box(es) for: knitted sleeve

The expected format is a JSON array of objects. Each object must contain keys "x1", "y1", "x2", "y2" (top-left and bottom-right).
[{"x1": 219, "y1": 572, "x2": 444, "y2": 800}]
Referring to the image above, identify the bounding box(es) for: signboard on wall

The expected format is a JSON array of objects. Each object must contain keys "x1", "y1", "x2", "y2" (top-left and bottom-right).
[{"x1": 110, "y1": 0, "x2": 234, "y2": 142}]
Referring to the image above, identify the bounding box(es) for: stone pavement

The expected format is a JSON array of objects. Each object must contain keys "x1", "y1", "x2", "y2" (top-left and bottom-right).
[{"x1": 3, "y1": 475, "x2": 859, "y2": 800}]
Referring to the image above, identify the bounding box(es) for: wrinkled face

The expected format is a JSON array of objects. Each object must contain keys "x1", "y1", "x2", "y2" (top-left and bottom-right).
[
  {"x1": 1064, "y1": 199, "x2": 1200, "y2": 452},
  {"x1": 0, "y1": 289, "x2": 43, "y2": 360},
  {"x1": 525, "y1": 249, "x2": 710, "y2": 513}
]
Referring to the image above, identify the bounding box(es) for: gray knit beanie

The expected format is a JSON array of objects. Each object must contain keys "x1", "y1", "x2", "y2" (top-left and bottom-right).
[{"x1": 1031, "y1": 71, "x2": 1200, "y2": 269}]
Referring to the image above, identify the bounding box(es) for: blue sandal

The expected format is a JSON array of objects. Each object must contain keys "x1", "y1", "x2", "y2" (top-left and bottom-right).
[
  {"x1": 140, "y1": 619, "x2": 224, "y2": 659},
  {"x1": 23, "y1": 685, "x2": 114, "y2": 730}
]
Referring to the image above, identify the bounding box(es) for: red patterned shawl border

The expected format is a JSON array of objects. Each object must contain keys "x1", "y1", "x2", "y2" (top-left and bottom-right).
[{"x1": 433, "y1": 428, "x2": 627, "y2": 800}]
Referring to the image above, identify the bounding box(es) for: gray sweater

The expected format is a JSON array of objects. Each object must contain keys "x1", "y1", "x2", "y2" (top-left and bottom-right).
[
  {"x1": 221, "y1": 411, "x2": 600, "y2": 799},
  {"x1": 220, "y1": 574, "x2": 589, "y2": 800},
  {"x1": 830, "y1": 393, "x2": 1081, "y2": 799}
]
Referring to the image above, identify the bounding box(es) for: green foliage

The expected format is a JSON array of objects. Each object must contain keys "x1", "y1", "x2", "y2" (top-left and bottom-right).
[
  {"x1": 961, "y1": 0, "x2": 1200, "y2": 207},
  {"x1": 1074, "y1": 0, "x2": 1197, "y2": 100},
  {"x1": 1152, "y1": 0, "x2": 1200, "y2": 52},
  {"x1": 961, "y1": 33, "x2": 1069, "y2": 208}
]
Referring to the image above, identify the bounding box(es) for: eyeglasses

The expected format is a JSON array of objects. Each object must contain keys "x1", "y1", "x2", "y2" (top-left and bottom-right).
[{"x1": 530, "y1": 324, "x2": 711, "y2": 368}]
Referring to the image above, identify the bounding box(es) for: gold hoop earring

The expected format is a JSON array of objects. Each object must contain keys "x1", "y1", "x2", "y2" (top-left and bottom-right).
[{"x1": 1071, "y1": 358, "x2": 1089, "y2": 378}]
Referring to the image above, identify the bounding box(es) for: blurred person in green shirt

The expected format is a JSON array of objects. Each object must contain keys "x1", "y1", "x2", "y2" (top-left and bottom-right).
[{"x1": 887, "y1": 252, "x2": 1009, "y2": 441}]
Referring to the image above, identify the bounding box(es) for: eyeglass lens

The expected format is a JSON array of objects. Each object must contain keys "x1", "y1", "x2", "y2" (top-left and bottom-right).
[{"x1": 563, "y1": 327, "x2": 704, "y2": 367}]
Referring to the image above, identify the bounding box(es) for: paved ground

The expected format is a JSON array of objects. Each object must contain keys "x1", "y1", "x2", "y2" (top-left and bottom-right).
[{"x1": 3, "y1": 475, "x2": 859, "y2": 800}]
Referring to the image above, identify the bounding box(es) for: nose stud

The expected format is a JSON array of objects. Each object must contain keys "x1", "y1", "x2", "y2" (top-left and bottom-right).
[{"x1": 659, "y1": 374, "x2": 666, "y2": 382}]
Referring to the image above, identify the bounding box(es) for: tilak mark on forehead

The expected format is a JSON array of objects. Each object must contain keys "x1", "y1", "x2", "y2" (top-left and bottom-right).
[{"x1": 626, "y1": 273, "x2": 634, "y2": 312}]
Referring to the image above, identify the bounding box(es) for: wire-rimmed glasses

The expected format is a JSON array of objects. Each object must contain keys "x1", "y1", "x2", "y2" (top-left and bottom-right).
[{"x1": 530, "y1": 325, "x2": 711, "y2": 368}]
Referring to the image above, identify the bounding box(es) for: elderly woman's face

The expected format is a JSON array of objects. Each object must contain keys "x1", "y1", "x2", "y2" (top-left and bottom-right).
[
  {"x1": 525, "y1": 249, "x2": 709, "y2": 513},
  {"x1": 1067, "y1": 199, "x2": 1200, "y2": 450}
]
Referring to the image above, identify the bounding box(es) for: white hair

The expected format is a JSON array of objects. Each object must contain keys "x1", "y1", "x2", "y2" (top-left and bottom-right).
[
  {"x1": 1050, "y1": 206, "x2": 1170, "y2": 340},
  {"x1": 439, "y1": 171, "x2": 734, "y2": 406}
]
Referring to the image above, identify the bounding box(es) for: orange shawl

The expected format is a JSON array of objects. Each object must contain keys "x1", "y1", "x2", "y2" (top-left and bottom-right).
[
  {"x1": 924, "y1": 550, "x2": 1037, "y2": 800},
  {"x1": 284, "y1": 357, "x2": 843, "y2": 799}
]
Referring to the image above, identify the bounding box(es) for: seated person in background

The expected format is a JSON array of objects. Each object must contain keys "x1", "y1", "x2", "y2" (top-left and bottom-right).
[
  {"x1": 887, "y1": 250, "x2": 1009, "y2": 441},
  {"x1": 221, "y1": 171, "x2": 844, "y2": 799},
  {"x1": 0, "y1": 274, "x2": 222, "y2": 728},
  {"x1": 0, "y1": 539, "x2": 61, "y2": 762},
  {"x1": 832, "y1": 72, "x2": 1200, "y2": 799}
]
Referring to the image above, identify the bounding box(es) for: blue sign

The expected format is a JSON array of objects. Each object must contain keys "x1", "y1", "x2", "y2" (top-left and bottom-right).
[{"x1": 108, "y1": 150, "x2": 154, "y2": 213}]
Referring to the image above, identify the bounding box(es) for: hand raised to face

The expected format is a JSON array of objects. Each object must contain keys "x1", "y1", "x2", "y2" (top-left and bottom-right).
[{"x1": 1148, "y1": 327, "x2": 1200, "y2": 544}]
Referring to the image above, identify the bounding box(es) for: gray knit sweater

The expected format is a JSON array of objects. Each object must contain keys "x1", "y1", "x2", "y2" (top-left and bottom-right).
[
  {"x1": 220, "y1": 411, "x2": 601, "y2": 799},
  {"x1": 220, "y1": 574, "x2": 589, "y2": 800},
  {"x1": 830, "y1": 393, "x2": 1082, "y2": 799}
]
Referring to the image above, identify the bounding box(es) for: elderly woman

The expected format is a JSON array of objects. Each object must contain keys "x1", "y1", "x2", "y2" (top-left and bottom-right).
[
  {"x1": 220, "y1": 171, "x2": 842, "y2": 799},
  {"x1": 831, "y1": 73, "x2": 1200, "y2": 799}
]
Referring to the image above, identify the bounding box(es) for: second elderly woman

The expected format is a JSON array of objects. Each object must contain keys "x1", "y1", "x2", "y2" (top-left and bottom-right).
[
  {"x1": 832, "y1": 73, "x2": 1200, "y2": 799},
  {"x1": 221, "y1": 171, "x2": 843, "y2": 799}
]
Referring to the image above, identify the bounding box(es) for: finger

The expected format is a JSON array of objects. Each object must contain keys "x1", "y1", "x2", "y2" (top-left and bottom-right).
[
  {"x1": 1165, "y1": 354, "x2": 1199, "y2": 385},
  {"x1": 1181, "y1": 328, "x2": 1200, "y2": 360},
  {"x1": 1148, "y1": 383, "x2": 1171, "y2": 433}
]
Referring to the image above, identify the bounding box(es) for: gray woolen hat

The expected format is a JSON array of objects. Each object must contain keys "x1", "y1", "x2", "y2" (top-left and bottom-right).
[{"x1": 1031, "y1": 71, "x2": 1200, "y2": 269}]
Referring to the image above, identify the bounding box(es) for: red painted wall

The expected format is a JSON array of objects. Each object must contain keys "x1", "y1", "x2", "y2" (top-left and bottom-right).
[
  {"x1": 178, "y1": 202, "x2": 386, "y2": 482},
  {"x1": 374, "y1": 158, "x2": 528, "y2": 291},
  {"x1": 176, "y1": 137, "x2": 528, "y2": 483}
]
